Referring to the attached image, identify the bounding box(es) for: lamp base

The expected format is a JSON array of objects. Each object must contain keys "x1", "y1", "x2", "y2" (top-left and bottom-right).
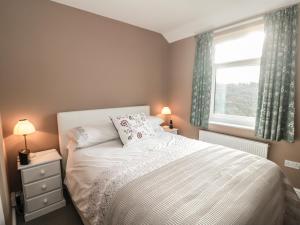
[
  {"x1": 19, "y1": 149, "x2": 30, "y2": 165},
  {"x1": 169, "y1": 120, "x2": 174, "y2": 129}
]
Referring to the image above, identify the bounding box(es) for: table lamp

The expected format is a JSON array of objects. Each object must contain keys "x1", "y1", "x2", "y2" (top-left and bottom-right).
[
  {"x1": 161, "y1": 107, "x2": 173, "y2": 129},
  {"x1": 13, "y1": 119, "x2": 36, "y2": 165}
]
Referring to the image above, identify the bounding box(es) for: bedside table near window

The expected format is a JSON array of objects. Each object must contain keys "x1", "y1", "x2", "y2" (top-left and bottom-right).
[
  {"x1": 17, "y1": 149, "x2": 66, "y2": 222},
  {"x1": 163, "y1": 126, "x2": 178, "y2": 135}
]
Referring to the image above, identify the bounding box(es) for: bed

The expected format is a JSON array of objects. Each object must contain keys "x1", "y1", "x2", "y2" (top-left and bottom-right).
[{"x1": 57, "y1": 105, "x2": 300, "y2": 225}]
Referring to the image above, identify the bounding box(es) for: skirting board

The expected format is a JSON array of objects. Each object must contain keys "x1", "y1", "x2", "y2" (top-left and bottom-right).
[
  {"x1": 24, "y1": 200, "x2": 66, "y2": 222},
  {"x1": 12, "y1": 208, "x2": 16, "y2": 225}
]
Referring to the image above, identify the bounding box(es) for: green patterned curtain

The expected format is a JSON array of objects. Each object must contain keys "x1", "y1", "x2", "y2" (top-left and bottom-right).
[
  {"x1": 190, "y1": 32, "x2": 213, "y2": 129},
  {"x1": 255, "y1": 5, "x2": 298, "y2": 142}
]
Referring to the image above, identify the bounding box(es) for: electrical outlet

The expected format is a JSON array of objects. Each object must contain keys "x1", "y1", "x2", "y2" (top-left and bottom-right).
[{"x1": 284, "y1": 160, "x2": 300, "y2": 170}]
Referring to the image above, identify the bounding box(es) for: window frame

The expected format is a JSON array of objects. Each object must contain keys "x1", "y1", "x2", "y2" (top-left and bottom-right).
[{"x1": 209, "y1": 20, "x2": 264, "y2": 129}]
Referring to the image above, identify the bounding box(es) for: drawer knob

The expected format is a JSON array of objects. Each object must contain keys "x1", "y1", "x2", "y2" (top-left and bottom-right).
[
  {"x1": 43, "y1": 198, "x2": 48, "y2": 204},
  {"x1": 41, "y1": 184, "x2": 47, "y2": 190},
  {"x1": 40, "y1": 169, "x2": 46, "y2": 176}
]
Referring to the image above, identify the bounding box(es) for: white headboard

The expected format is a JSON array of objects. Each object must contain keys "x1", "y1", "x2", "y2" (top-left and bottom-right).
[{"x1": 57, "y1": 105, "x2": 150, "y2": 170}]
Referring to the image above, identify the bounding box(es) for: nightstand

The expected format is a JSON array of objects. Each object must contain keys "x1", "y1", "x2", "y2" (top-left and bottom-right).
[
  {"x1": 163, "y1": 126, "x2": 178, "y2": 134},
  {"x1": 17, "y1": 149, "x2": 66, "y2": 222}
]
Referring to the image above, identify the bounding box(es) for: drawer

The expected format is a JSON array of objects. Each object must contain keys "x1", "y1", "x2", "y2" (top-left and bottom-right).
[
  {"x1": 25, "y1": 189, "x2": 63, "y2": 213},
  {"x1": 22, "y1": 161, "x2": 60, "y2": 184},
  {"x1": 24, "y1": 175, "x2": 62, "y2": 199}
]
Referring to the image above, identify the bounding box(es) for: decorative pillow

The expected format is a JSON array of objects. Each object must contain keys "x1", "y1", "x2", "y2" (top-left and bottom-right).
[
  {"x1": 111, "y1": 113, "x2": 155, "y2": 146},
  {"x1": 147, "y1": 116, "x2": 164, "y2": 133},
  {"x1": 67, "y1": 123, "x2": 119, "y2": 149}
]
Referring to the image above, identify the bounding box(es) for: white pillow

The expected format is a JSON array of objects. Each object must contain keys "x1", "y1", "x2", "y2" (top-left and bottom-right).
[
  {"x1": 148, "y1": 116, "x2": 164, "y2": 125},
  {"x1": 67, "y1": 123, "x2": 119, "y2": 149},
  {"x1": 148, "y1": 116, "x2": 164, "y2": 133},
  {"x1": 111, "y1": 113, "x2": 155, "y2": 146}
]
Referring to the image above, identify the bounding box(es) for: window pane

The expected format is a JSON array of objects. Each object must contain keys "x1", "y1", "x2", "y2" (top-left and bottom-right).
[
  {"x1": 214, "y1": 66, "x2": 259, "y2": 117},
  {"x1": 214, "y1": 30, "x2": 264, "y2": 64}
]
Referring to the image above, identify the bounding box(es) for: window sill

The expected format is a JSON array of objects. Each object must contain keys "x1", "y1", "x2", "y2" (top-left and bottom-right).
[{"x1": 209, "y1": 121, "x2": 254, "y2": 131}]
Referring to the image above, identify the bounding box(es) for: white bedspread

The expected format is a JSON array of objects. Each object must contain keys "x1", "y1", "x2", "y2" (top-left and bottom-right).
[{"x1": 65, "y1": 133, "x2": 300, "y2": 225}]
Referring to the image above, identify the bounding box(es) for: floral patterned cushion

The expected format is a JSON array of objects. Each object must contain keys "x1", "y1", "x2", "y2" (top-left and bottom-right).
[{"x1": 111, "y1": 113, "x2": 155, "y2": 146}]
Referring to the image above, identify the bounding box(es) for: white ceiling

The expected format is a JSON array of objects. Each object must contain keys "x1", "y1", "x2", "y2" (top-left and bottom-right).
[{"x1": 51, "y1": 0, "x2": 300, "y2": 43}]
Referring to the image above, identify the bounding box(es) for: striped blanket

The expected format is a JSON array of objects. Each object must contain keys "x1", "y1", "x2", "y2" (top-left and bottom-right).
[
  {"x1": 105, "y1": 146, "x2": 300, "y2": 225},
  {"x1": 66, "y1": 133, "x2": 300, "y2": 225}
]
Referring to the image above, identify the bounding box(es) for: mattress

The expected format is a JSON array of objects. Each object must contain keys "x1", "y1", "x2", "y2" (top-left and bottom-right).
[{"x1": 65, "y1": 132, "x2": 300, "y2": 225}]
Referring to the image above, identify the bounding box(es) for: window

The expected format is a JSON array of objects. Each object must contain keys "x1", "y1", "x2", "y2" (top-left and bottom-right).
[{"x1": 210, "y1": 21, "x2": 265, "y2": 129}]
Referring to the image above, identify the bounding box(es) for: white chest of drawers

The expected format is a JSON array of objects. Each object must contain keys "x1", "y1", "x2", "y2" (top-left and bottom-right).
[{"x1": 17, "y1": 149, "x2": 66, "y2": 222}]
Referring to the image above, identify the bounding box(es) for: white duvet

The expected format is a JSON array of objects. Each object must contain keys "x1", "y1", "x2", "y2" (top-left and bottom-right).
[{"x1": 65, "y1": 133, "x2": 300, "y2": 225}]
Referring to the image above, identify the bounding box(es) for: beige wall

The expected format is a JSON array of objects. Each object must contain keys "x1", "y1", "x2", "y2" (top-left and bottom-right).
[
  {"x1": 0, "y1": 0, "x2": 168, "y2": 190},
  {"x1": 0, "y1": 116, "x2": 11, "y2": 225},
  {"x1": 166, "y1": 33, "x2": 300, "y2": 188},
  {"x1": 1, "y1": 0, "x2": 300, "y2": 192}
]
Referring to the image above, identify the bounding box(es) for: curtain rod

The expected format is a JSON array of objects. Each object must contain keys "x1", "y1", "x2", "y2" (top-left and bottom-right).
[{"x1": 194, "y1": 3, "x2": 298, "y2": 36}]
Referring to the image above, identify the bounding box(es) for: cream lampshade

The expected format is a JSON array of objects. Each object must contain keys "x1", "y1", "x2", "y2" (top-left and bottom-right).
[
  {"x1": 13, "y1": 119, "x2": 36, "y2": 135},
  {"x1": 161, "y1": 107, "x2": 171, "y2": 115},
  {"x1": 13, "y1": 119, "x2": 36, "y2": 151},
  {"x1": 161, "y1": 107, "x2": 173, "y2": 129}
]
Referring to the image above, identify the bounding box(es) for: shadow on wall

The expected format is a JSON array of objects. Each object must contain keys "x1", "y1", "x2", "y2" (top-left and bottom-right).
[{"x1": 167, "y1": 112, "x2": 199, "y2": 139}]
